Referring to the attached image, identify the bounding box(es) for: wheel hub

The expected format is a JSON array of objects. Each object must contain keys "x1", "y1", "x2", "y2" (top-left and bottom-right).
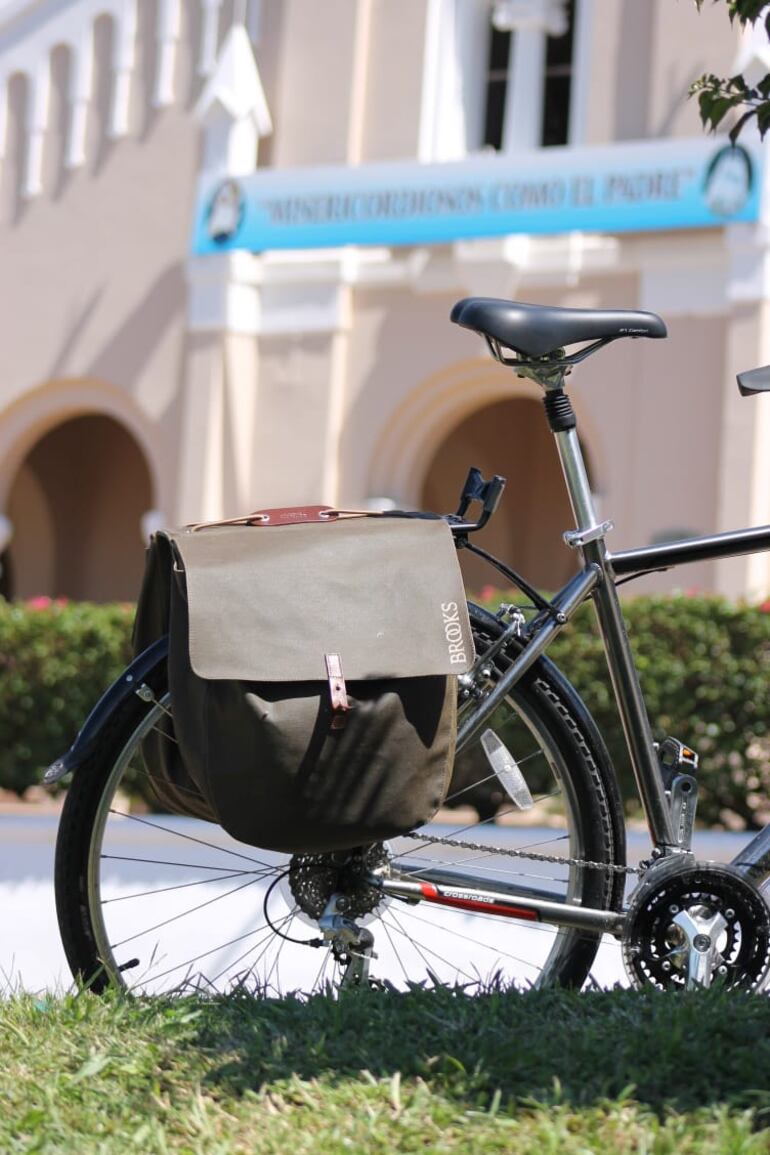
[
  {"x1": 622, "y1": 858, "x2": 770, "y2": 991},
  {"x1": 288, "y1": 844, "x2": 390, "y2": 921}
]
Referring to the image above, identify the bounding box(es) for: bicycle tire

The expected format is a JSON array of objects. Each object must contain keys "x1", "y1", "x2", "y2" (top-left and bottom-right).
[{"x1": 55, "y1": 601, "x2": 626, "y2": 994}]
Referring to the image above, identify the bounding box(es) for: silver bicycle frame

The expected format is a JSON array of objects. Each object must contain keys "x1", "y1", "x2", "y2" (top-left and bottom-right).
[{"x1": 381, "y1": 369, "x2": 770, "y2": 930}]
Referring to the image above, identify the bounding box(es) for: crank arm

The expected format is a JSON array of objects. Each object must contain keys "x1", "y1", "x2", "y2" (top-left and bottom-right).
[
  {"x1": 669, "y1": 773, "x2": 698, "y2": 852},
  {"x1": 381, "y1": 875, "x2": 625, "y2": 936}
]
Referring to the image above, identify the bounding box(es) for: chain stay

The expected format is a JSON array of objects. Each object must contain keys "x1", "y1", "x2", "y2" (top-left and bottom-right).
[{"x1": 401, "y1": 830, "x2": 638, "y2": 876}]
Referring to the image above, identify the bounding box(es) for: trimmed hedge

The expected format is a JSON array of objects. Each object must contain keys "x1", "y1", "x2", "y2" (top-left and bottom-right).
[
  {"x1": 521, "y1": 592, "x2": 770, "y2": 829},
  {"x1": 0, "y1": 599, "x2": 133, "y2": 796},
  {"x1": 1, "y1": 594, "x2": 770, "y2": 827}
]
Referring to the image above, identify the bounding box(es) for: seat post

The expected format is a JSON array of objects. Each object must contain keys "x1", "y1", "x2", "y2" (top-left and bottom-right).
[
  {"x1": 528, "y1": 371, "x2": 605, "y2": 543},
  {"x1": 558, "y1": 426, "x2": 600, "y2": 531},
  {"x1": 531, "y1": 371, "x2": 679, "y2": 851}
]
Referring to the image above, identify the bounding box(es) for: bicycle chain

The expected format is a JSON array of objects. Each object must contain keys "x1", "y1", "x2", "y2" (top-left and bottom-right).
[
  {"x1": 400, "y1": 830, "x2": 639, "y2": 876},
  {"x1": 136, "y1": 683, "x2": 638, "y2": 878}
]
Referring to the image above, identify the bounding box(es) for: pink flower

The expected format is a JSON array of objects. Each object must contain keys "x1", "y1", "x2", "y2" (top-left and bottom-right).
[
  {"x1": 26, "y1": 596, "x2": 52, "y2": 610},
  {"x1": 758, "y1": 598, "x2": 770, "y2": 614},
  {"x1": 479, "y1": 585, "x2": 497, "y2": 603}
]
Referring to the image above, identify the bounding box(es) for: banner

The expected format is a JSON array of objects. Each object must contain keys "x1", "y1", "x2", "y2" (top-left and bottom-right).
[{"x1": 190, "y1": 137, "x2": 763, "y2": 255}]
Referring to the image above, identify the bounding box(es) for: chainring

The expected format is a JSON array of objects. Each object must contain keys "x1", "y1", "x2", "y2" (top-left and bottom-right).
[
  {"x1": 622, "y1": 858, "x2": 770, "y2": 991},
  {"x1": 288, "y1": 844, "x2": 390, "y2": 922}
]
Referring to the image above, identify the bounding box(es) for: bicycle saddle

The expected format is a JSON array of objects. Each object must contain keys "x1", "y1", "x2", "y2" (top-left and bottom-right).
[{"x1": 451, "y1": 298, "x2": 667, "y2": 360}]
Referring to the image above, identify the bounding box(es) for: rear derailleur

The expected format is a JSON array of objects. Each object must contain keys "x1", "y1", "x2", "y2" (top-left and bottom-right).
[{"x1": 318, "y1": 893, "x2": 376, "y2": 988}]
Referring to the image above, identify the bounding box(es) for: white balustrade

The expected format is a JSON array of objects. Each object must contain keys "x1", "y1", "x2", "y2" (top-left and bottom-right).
[{"x1": 0, "y1": 0, "x2": 264, "y2": 197}]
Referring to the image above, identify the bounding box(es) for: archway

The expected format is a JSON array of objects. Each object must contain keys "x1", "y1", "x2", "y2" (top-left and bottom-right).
[
  {"x1": 420, "y1": 397, "x2": 581, "y2": 594},
  {"x1": 5, "y1": 414, "x2": 153, "y2": 601}
]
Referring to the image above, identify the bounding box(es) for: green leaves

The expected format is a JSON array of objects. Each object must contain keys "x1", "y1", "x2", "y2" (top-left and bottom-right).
[
  {"x1": 694, "y1": 0, "x2": 770, "y2": 26},
  {"x1": 0, "y1": 600, "x2": 133, "y2": 796},
  {"x1": 546, "y1": 594, "x2": 770, "y2": 828},
  {"x1": 692, "y1": 2, "x2": 770, "y2": 140}
]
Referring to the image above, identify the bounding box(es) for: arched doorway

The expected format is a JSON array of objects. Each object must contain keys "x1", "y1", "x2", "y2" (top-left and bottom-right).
[
  {"x1": 420, "y1": 398, "x2": 582, "y2": 594},
  {"x1": 5, "y1": 414, "x2": 153, "y2": 601}
]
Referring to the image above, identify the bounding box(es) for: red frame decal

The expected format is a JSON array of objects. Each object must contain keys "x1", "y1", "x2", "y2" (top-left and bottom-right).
[{"x1": 419, "y1": 882, "x2": 539, "y2": 921}]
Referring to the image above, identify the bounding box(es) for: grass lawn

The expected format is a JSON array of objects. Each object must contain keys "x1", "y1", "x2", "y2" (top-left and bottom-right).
[{"x1": 2, "y1": 985, "x2": 770, "y2": 1153}]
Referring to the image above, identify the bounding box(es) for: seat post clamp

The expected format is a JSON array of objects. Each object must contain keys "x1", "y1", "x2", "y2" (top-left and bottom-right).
[{"x1": 563, "y1": 520, "x2": 615, "y2": 549}]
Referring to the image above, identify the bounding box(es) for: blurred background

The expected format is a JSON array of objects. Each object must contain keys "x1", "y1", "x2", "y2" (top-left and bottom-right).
[{"x1": 0, "y1": 0, "x2": 765, "y2": 605}]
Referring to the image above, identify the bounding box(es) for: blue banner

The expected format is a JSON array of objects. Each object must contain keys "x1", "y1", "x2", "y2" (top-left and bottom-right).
[{"x1": 191, "y1": 137, "x2": 763, "y2": 255}]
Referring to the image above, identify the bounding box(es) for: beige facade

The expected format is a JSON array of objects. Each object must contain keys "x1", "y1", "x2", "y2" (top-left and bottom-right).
[{"x1": 0, "y1": 0, "x2": 768, "y2": 602}]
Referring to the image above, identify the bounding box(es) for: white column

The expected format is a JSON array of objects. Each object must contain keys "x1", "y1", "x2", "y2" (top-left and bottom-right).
[
  {"x1": 222, "y1": 331, "x2": 259, "y2": 511},
  {"x1": 154, "y1": 0, "x2": 182, "y2": 106},
  {"x1": 493, "y1": 0, "x2": 569, "y2": 153},
  {"x1": 418, "y1": 0, "x2": 444, "y2": 161},
  {"x1": 419, "y1": 0, "x2": 461, "y2": 161},
  {"x1": 111, "y1": 0, "x2": 137, "y2": 137},
  {"x1": 568, "y1": 0, "x2": 592, "y2": 146},
  {"x1": 177, "y1": 339, "x2": 225, "y2": 523},
  {"x1": 321, "y1": 301, "x2": 352, "y2": 506},
  {"x1": 67, "y1": 27, "x2": 94, "y2": 168},
  {"x1": 199, "y1": 0, "x2": 223, "y2": 76},
  {"x1": 347, "y1": 0, "x2": 372, "y2": 164},
  {"x1": 503, "y1": 26, "x2": 546, "y2": 152},
  {"x1": 24, "y1": 58, "x2": 51, "y2": 196}
]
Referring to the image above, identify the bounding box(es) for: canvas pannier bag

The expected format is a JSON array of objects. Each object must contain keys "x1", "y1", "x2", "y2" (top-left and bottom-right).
[{"x1": 132, "y1": 510, "x2": 475, "y2": 854}]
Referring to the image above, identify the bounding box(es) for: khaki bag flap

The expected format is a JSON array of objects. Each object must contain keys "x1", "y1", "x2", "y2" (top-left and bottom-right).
[{"x1": 165, "y1": 515, "x2": 474, "y2": 681}]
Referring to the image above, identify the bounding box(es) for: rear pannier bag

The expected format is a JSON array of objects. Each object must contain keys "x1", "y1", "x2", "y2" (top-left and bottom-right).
[{"x1": 132, "y1": 512, "x2": 475, "y2": 854}]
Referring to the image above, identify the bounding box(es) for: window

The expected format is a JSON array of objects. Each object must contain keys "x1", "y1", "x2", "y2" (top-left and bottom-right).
[
  {"x1": 481, "y1": 0, "x2": 576, "y2": 152},
  {"x1": 482, "y1": 27, "x2": 511, "y2": 151}
]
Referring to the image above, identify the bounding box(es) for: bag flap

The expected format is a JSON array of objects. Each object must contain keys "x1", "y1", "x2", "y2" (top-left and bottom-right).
[{"x1": 165, "y1": 516, "x2": 474, "y2": 681}]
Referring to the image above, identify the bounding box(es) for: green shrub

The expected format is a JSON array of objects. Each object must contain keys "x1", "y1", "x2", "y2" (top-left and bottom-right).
[
  {"x1": 523, "y1": 593, "x2": 770, "y2": 828},
  {"x1": 2, "y1": 594, "x2": 770, "y2": 828},
  {"x1": 0, "y1": 599, "x2": 133, "y2": 795}
]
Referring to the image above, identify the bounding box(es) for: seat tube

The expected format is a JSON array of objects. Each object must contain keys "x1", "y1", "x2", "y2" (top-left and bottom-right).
[{"x1": 545, "y1": 385, "x2": 677, "y2": 850}]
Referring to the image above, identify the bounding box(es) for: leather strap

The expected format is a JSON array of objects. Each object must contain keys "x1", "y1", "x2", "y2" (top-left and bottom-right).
[
  {"x1": 187, "y1": 506, "x2": 378, "y2": 532},
  {"x1": 325, "y1": 653, "x2": 350, "y2": 729}
]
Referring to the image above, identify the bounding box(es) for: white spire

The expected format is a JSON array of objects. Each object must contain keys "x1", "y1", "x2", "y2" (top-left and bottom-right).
[{"x1": 195, "y1": 22, "x2": 272, "y2": 136}]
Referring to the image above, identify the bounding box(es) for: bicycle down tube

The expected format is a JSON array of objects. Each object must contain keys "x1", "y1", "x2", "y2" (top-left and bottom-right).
[{"x1": 399, "y1": 378, "x2": 770, "y2": 933}]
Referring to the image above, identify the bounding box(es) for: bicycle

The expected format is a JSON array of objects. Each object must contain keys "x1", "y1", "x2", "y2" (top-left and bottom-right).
[{"x1": 48, "y1": 296, "x2": 770, "y2": 996}]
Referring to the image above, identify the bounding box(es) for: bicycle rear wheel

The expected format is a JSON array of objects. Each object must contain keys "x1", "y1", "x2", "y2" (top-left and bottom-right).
[{"x1": 55, "y1": 602, "x2": 625, "y2": 994}]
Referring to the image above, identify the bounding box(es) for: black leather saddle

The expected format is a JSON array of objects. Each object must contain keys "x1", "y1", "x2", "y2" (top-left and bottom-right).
[{"x1": 451, "y1": 298, "x2": 667, "y2": 360}]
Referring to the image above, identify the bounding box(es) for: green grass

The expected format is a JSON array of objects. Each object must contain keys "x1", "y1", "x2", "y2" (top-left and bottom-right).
[{"x1": 3, "y1": 986, "x2": 770, "y2": 1153}]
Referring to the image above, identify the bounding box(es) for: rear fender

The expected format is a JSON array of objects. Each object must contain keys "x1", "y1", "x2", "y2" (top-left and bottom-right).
[{"x1": 43, "y1": 637, "x2": 169, "y2": 785}]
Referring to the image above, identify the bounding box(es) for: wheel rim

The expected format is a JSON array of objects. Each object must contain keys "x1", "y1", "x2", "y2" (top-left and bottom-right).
[{"x1": 81, "y1": 685, "x2": 598, "y2": 996}]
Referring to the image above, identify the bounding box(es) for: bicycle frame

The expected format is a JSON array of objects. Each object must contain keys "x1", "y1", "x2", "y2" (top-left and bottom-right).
[{"x1": 380, "y1": 376, "x2": 770, "y2": 936}]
